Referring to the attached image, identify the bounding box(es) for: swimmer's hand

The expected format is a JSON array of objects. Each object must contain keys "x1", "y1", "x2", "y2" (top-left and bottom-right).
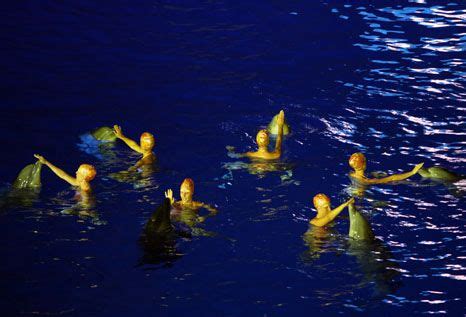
[
  {"x1": 226, "y1": 145, "x2": 235, "y2": 152},
  {"x1": 113, "y1": 125, "x2": 124, "y2": 138},
  {"x1": 165, "y1": 189, "x2": 175, "y2": 205},
  {"x1": 34, "y1": 154, "x2": 47, "y2": 164},
  {"x1": 412, "y1": 162, "x2": 424, "y2": 174}
]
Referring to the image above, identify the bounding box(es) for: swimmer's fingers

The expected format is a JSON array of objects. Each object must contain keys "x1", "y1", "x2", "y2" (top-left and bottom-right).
[
  {"x1": 113, "y1": 125, "x2": 123, "y2": 137},
  {"x1": 164, "y1": 189, "x2": 174, "y2": 204},
  {"x1": 412, "y1": 162, "x2": 424, "y2": 173},
  {"x1": 34, "y1": 154, "x2": 47, "y2": 164}
]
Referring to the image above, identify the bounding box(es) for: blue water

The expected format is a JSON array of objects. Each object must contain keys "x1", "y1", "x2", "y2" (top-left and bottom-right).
[{"x1": 1, "y1": 1, "x2": 465, "y2": 315}]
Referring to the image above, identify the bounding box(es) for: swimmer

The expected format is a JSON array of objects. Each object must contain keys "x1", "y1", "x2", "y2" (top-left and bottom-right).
[
  {"x1": 164, "y1": 178, "x2": 217, "y2": 214},
  {"x1": 349, "y1": 152, "x2": 423, "y2": 185},
  {"x1": 113, "y1": 125, "x2": 156, "y2": 167},
  {"x1": 34, "y1": 154, "x2": 96, "y2": 193},
  {"x1": 310, "y1": 194, "x2": 354, "y2": 227},
  {"x1": 228, "y1": 110, "x2": 286, "y2": 160}
]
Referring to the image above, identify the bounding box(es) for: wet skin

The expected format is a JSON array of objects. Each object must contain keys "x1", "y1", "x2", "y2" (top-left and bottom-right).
[
  {"x1": 113, "y1": 125, "x2": 156, "y2": 169},
  {"x1": 34, "y1": 154, "x2": 96, "y2": 198},
  {"x1": 349, "y1": 152, "x2": 424, "y2": 185},
  {"x1": 310, "y1": 194, "x2": 354, "y2": 227}
]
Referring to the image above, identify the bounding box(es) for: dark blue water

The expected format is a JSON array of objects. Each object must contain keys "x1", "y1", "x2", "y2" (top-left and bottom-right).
[{"x1": 1, "y1": 1, "x2": 465, "y2": 315}]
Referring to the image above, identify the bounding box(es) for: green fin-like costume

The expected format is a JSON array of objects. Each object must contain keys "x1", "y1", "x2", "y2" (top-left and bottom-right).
[
  {"x1": 143, "y1": 198, "x2": 174, "y2": 238},
  {"x1": 13, "y1": 161, "x2": 42, "y2": 189},
  {"x1": 348, "y1": 203, "x2": 374, "y2": 241},
  {"x1": 267, "y1": 113, "x2": 290, "y2": 135},
  {"x1": 91, "y1": 126, "x2": 117, "y2": 142},
  {"x1": 418, "y1": 166, "x2": 463, "y2": 182}
]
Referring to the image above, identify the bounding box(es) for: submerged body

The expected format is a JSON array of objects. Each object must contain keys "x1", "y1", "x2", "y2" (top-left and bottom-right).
[
  {"x1": 418, "y1": 166, "x2": 464, "y2": 182},
  {"x1": 349, "y1": 152, "x2": 423, "y2": 185},
  {"x1": 13, "y1": 161, "x2": 43, "y2": 189},
  {"x1": 310, "y1": 194, "x2": 354, "y2": 227}
]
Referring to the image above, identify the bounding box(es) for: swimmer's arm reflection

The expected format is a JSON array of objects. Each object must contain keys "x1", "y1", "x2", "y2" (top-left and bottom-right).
[
  {"x1": 34, "y1": 154, "x2": 77, "y2": 186},
  {"x1": 113, "y1": 125, "x2": 143, "y2": 154}
]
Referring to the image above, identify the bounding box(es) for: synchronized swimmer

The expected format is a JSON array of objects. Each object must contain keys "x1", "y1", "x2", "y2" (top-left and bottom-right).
[
  {"x1": 15, "y1": 109, "x2": 442, "y2": 244},
  {"x1": 113, "y1": 124, "x2": 156, "y2": 169}
]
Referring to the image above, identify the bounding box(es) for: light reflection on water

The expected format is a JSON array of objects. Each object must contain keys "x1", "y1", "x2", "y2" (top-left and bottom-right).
[{"x1": 0, "y1": 0, "x2": 465, "y2": 316}]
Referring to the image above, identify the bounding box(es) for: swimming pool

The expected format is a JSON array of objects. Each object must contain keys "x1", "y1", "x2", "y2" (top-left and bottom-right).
[{"x1": 1, "y1": 1, "x2": 465, "y2": 315}]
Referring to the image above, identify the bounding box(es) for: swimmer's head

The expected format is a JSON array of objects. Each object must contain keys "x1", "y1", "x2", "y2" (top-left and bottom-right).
[
  {"x1": 256, "y1": 129, "x2": 270, "y2": 147},
  {"x1": 76, "y1": 164, "x2": 96, "y2": 182},
  {"x1": 313, "y1": 193, "x2": 331, "y2": 210},
  {"x1": 349, "y1": 152, "x2": 366, "y2": 172},
  {"x1": 140, "y1": 132, "x2": 155, "y2": 152},
  {"x1": 180, "y1": 178, "x2": 194, "y2": 203}
]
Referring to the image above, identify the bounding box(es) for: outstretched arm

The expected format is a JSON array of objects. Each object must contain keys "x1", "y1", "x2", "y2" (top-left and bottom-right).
[
  {"x1": 311, "y1": 197, "x2": 355, "y2": 227},
  {"x1": 274, "y1": 110, "x2": 285, "y2": 153},
  {"x1": 34, "y1": 154, "x2": 77, "y2": 186},
  {"x1": 328, "y1": 197, "x2": 355, "y2": 221},
  {"x1": 113, "y1": 125, "x2": 143, "y2": 154},
  {"x1": 366, "y1": 163, "x2": 424, "y2": 184}
]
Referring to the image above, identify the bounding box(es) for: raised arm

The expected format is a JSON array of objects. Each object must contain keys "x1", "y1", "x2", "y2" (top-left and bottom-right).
[
  {"x1": 328, "y1": 197, "x2": 355, "y2": 221},
  {"x1": 274, "y1": 110, "x2": 285, "y2": 153},
  {"x1": 311, "y1": 197, "x2": 354, "y2": 227},
  {"x1": 113, "y1": 125, "x2": 143, "y2": 154},
  {"x1": 34, "y1": 154, "x2": 77, "y2": 186},
  {"x1": 365, "y1": 162, "x2": 424, "y2": 184}
]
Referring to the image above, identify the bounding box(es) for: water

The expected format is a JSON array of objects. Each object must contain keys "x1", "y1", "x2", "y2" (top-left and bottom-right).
[{"x1": 1, "y1": 1, "x2": 465, "y2": 315}]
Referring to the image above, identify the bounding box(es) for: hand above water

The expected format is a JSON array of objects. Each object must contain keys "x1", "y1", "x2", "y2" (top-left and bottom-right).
[
  {"x1": 34, "y1": 154, "x2": 47, "y2": 164},
  {"x1": 165, "y1": 189, "x2": 175, "y2": 204},
  {"x1": 113, "y1": 125, "x2": 124, "y2": 138}
]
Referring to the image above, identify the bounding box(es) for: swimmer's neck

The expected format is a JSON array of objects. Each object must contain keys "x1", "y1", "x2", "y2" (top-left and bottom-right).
[
  {"x1": 142, "y1": 151, "x2": 154, "y2": 158},
  {"x1": 78, "y1": 180, "x2": 92, "y2": 193},
  {"x1": 351, "y1": 169, "x2": 366, "y2": 179},
  {"x1": 315, "y1": 206, "x2": 331, "y2": 219},
  {"x1": 257, "y1": 145, "x2": 269, "y2": 153}
]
